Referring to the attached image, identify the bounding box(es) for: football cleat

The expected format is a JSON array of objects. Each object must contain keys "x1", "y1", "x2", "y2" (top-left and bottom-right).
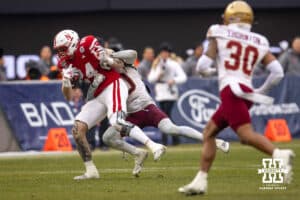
[
  {"x1": 273, "y1": 149, "x2": 295, "y2": 184},
  {"x1": 178, "y1": 171, "x2": 207, "y2": 195},
  {"x1": 132, "y1": 150, "x2": 148, "y2": 177},
  {"x1": 73, "y1": 167, "x2": 100, "y2": 180},
  {"x1": 153, "y1": 144, "x2": 167, "y2": 161},
  {"x1": 216, "y1": 139, "x2": 230, "y2": 153}
]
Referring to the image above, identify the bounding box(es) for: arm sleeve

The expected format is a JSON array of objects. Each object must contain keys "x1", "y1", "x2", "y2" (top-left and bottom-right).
[
  {"x1": 196, "y1": 54, "x2": 215, "y2": 76},
  {"x1": 255, "y1": 60, "x2": 284, "y2": 94}
]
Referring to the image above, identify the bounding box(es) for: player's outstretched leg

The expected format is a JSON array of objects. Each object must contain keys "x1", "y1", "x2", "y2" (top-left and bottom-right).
[
  {"x1": 237, "y1": 123, "x2": 295, "y2": 184},
  {"x1": 72, "y1": 120, "x2": 99, "y2": 180},
  {"x1": 158, "y1": 118, "x2": 230, "y2": 153},
  {"x1": 102, "y1": 126, "x2": 148, "y2": 177},
  {"x1": 110, "y1": 111, "x2": 167, "y2": 161},
  {"x1": 130, "y1": 126, "x2": 167, "y2": 161}
]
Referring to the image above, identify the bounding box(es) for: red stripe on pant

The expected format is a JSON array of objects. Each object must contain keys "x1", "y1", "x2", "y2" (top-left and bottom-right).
[
  {"x1": 113, "y1": 81, "x2": 116, "y2": 112},
  {"x1": 117, "y1": 79, "x2": 122, "y2": 111}
]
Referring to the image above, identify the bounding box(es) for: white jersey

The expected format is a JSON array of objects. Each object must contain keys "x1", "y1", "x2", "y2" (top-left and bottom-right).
[
  {"x1": 121, "y1": 67, "x2": 155, "y2": 113},
  {"x1": 207, "y1": 24, "x2": 270, "y2": 91}
]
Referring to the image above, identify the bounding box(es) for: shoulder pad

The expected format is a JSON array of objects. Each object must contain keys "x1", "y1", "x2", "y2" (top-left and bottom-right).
[
  {"x1": 206, "y1": 24, "x2": 227, "y2": 39},
  {"x1": 79, "y1": 35, "x2": 96, "y2": 49},
  {"x1": 260, "y1": 35, "x2": 270, "y2": 49},
  {"x1": 252, "y1": 32, "x2": 270, "y2": 49}
]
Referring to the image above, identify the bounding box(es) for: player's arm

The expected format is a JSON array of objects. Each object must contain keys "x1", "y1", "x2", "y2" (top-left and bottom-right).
[
  {"x1": 99, "y1": 48, "x2": 124, "y2": 70},
  {"x1": 99, "y1": 48, "x2": 137, "y2": 72},
  {"x1": 254, "y1": 52, "x2": 284, "y2": 94},
  {"x1": 57, "y1": 60, "x2": 73, "y2": 101},
  {"x1": 61, "y1": 70, "x2": 73, "y2": 101},
  {"x1": 61, "y1": 83, "x2": 72, "y2": 101},
  {"x1": 196, "y1": 38, "x2": 217, "y2": 76},
  {"x1": 61, "y1": 66, "x2": 82, "y2": 101}
]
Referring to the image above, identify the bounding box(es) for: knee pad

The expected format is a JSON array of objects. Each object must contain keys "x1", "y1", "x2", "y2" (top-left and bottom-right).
[
  {"x1": 110, "y1": 111, "x2": 134, "y2": 136},
  {"x1": 102, "y1": 126, "x2": 117, "y2": 145},
  {"x1": 158, "y1": 118, "x2": 179, "y2": 135},
  {"x1": 102, "y1": 126, "x2": 124, "y2": 147}
]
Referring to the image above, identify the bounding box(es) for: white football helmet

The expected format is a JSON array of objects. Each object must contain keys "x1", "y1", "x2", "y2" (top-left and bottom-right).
[{"x1": 53, "y1": 29, "x2": 79, "y2": 60}]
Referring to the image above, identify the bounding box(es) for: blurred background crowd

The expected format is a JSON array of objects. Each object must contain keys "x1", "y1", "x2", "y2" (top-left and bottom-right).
[{"x1": 1, "y1": 36, "x2": 300, "y2": 82}]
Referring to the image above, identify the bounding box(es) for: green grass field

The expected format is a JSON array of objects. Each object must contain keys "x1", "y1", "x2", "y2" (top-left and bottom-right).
[{"x1": 0, "y1": 141, "x2": 299, "y2": 200}]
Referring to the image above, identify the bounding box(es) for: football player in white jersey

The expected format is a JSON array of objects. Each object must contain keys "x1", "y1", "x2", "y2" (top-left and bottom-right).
[
  {"x1": 126, "y1": 65, "x2": 229, "y2": 154},
  {"x1": 178, "y1": 1, "x2": 295, "y2": 195},
  {"x1": 100, "y1": 51, "x2": 230, "y2": 177},
  {"x1": 103, "y1": 64, "x2": 230, "y2": 150}
]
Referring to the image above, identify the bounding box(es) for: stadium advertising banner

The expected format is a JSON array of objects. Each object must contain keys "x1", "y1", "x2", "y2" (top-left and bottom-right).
[
  {"x1": 0, "y1": 81, "x2": 76, "y2": 150},
  {"x1": 0, "y1": 76, "x2": 299, "y2": 150},
  {"x1": 172, "y1": 75, "x2": 300, "y2": 141}
]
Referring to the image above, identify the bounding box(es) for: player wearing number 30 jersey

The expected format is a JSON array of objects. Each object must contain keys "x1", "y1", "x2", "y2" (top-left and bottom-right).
[
  {"x1": 179, "y1": 1, "x2": 295, "y2": 195},
  {"x1": 207, "y1": 24, "x2": 269, "y2": 93}
]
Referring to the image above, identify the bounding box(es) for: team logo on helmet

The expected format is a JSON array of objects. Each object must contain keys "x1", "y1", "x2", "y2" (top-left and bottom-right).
[{"x1": 64, "y1": 34, "x2": 73, "y2": 41}]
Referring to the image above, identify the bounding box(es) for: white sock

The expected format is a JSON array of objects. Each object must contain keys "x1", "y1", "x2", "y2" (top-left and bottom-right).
[
  {"x1": 193, "y1": 170, "x2": 207, "y2": 183},
  {"x1": 129, "y1": 126, "x2": 157, "y2": 151},
  {"x1": 198, "y1": 171, "x2": 208, "y2": 179},
  {"x1": 118, "y1": 140, "x2": 140, "y2": 156},
  {"x1": 158, "y1": 118, "x2": 204, "y2": 141},
  {"x1": 272, "y1": 148, "x2": 280, "y2": 158},
  {"x1": 84, "y1": 160, "x2": 96, "y2": 171},
  {"x1": 178, "y1": 126, "x2": 204, "y2": 141}
]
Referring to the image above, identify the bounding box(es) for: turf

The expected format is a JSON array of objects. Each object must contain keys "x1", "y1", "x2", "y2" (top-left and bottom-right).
[{"x1": 0, "y1": 140, "x2": 299, "y2": 200}]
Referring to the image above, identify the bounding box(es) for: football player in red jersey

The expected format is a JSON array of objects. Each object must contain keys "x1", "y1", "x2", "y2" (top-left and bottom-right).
[
  {"x1": 178, "y1": 1, "x2": 295, "y2": 195},
  {"x1": 54, "y1": 30, "x2": 166, "y2": 179}
]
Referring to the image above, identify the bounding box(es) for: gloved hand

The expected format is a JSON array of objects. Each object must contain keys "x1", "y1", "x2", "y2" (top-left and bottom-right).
[{"x1": 62, "y1": 65, "x2": 82, "y2": 87}]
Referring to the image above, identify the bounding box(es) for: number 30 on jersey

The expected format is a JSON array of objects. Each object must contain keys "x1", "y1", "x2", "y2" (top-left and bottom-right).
[{"x1": 225, "y1": 40, "x2": 259, "y2": 76}]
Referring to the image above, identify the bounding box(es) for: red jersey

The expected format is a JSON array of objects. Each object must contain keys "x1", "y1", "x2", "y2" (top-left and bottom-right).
[{"x1": 58, "y1": 35, "x2": 120, "y2": 97}]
